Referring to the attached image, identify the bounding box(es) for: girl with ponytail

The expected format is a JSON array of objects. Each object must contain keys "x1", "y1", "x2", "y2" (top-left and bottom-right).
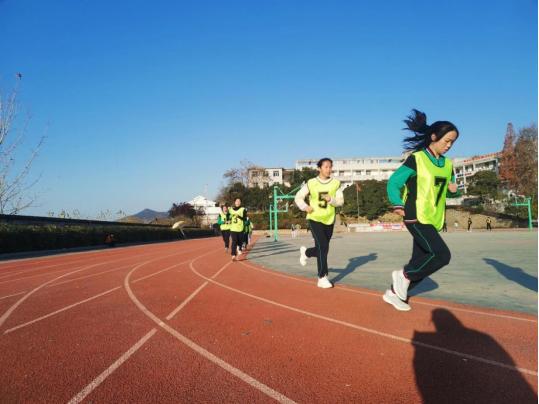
[{"x1": 383, "y1": 109, "x2": 460, "y2": 311}]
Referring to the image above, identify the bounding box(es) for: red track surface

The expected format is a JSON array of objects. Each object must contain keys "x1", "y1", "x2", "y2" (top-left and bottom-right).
[{"x1": 0, "y1": 238, "x2": 536, "y2": 403}]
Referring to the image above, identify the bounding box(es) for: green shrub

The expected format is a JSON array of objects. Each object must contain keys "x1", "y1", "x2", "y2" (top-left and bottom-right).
[{"x1": 0, "y1": 224, "x2": 215, "y2": 254}]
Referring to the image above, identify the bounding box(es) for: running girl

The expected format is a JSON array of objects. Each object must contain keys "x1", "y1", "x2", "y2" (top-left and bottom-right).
[
  {"x1": 217, "y1": 204, "x2": 231, "y2": 253},
  {"x1": 294, "y1": 158, "x2": 344, "y2": 288},
  {"x1": 229, "y1": 198, "x2": 246, "y2": 261},
  {"x1": 384, "y1": 109, "x2": 460, "y2": 311}
]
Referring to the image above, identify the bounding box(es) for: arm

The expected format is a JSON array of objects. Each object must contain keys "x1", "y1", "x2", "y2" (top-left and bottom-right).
[
  {"x1": 294, "y1": 183, "x2": 311, "y2": 211},
  {"x1": 387, "y1": 156, "x2": 416, "y2": 209},
  {"x1": 446, "y1": 172, "x2": 461, "y2": 198},
  {"x1": 217, "y1": 215, "x2": 224, "y2": 225},
  {"x1": 329, "y1": 188, "x2": 344, "y2": 207}
]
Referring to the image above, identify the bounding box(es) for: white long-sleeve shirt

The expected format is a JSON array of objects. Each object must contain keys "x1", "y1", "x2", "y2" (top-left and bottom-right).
[{"x1": 294, "y1": 177, "x2": 344, "y2": 211}]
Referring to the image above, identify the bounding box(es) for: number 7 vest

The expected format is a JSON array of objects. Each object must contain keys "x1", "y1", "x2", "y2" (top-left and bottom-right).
[
  {"x1": 306, "y1": 177, "x2": 341, "y2": 225},
  {"x1": 413, "y1": 151, "x2": 453, "y2": 231}
]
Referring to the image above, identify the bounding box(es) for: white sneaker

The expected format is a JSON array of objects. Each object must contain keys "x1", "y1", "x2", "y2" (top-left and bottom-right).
[
  {"x1": 392, "y1": 270, "x2": 410, "y2": 301},
  {"x1": 383, "y1": 289, "x2": 411, "y2": 311},
  {"x1": 299, "y1": 246, "x2": 307, "y2": 266},
  {"x1": 317, "y1": 276, "x2": 333, "y2": 289},
  {"x1": 231, "y1": 256, "x2": 236, "y2": 261},
  {"x1": 237, "y1": 247, "x2": 242, "y2": 255}
]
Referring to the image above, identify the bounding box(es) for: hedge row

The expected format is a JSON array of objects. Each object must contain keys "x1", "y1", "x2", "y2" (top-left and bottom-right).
[
  {"x1": 0, "y1": 224, "x2": 216, "y2": 254},
  {"x1": 248, "y1": 211, "x2": 308, "y2": 230}
]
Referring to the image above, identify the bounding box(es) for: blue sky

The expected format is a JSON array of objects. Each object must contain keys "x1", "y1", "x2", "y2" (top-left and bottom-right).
[{"x1": 1, "y1": 0, "x2": 537, "y2": 217}]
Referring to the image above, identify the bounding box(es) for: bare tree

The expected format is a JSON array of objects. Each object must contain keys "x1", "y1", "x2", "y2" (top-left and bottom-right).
[
  {"x1": 0, "y1": 76, "x2": 45, "y2": 214},
  {"x1": 223, "y1": 160, "x2": 261, "y2": 186}
]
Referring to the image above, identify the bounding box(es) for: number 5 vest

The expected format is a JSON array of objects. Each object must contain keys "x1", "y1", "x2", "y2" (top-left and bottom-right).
[{"x1": 306, "y1": 177, "x2": 341, "y2": 225}]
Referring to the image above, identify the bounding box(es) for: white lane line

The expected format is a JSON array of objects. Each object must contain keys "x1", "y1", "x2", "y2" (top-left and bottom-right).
[
  {"x1": 0, "y1": 236, "x2": 206, "y2": 266},
  {"x1": 0, "y1": 270, "x2": 32, "y2": 280},
  {"x1": 48, "y1": 247, "x2": 205, "y2": 289},
  {"x1": 125, "y1": 244, "x2": 209, "y2": 284},
  {"x1": 0, "y1": 250, "x2": 160, "y2": 285},
  {"x1": 165, "y1": 262, "x2": 230, "y2": 321},
  {"x1": 124, "y1": 251, "x2": 295, "y2": 403},
  {"x1": 240, "y1": 261, "x2": 538, "y2": 323},
  {"x1": 0, "y1": 249, "x2": 190, "y2": 328},
  {"x1": 67, "y1": 249, "x2": 219, "y2": 403},
  {"x1": 131, "y1": 263, "x2": 185, "y2": 283},
  {"x1": 2, "y1": 249, "x2": 207, "y2": 334},
  {"x1": 0, "y1": 291, "x2": 27, "y2": 301},
  {"x1": 67, "y1": 328, "x2": 157, "y2": 404},
  {"x1": 4, "y1": 287, "x2": 121, "y2": 334},
  {"x1": 47, "y1": 265, "x2": 132, "y2": 288},
  {"x1": 0, "y1": 255, "x2": 120, "y2": 278},
  {"x1": 165, "y1": 281, "x2": 209, "y2": 321},
  {"x1": 0, "y1": 267, "x2": 84, "y2": 285},
  {"x1": 193, "y1": 263, "x2": 537, "y2": 377}
]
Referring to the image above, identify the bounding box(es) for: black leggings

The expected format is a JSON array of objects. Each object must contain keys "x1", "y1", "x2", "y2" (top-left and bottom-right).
[
  {"x1": 221, "y1": 230, "x2": 230, "y2": 249},
  {"x1": 306, "y1": 219, "x2": 334, "y2": 278},
  {"x1": 230, "y1": 231, "x2": 243, "y2": 256},
  {"x1": 403, "y1": 222, "x2": 451, "y2": 290}
]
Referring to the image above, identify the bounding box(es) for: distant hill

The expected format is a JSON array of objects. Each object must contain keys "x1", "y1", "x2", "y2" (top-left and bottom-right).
[{"x1": 119, "y1": 209, "x2": 169, "y2": 224}]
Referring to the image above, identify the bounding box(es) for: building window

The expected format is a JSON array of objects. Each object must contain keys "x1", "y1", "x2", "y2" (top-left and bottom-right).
[
  {"x1": 366, "y1": 170, "x2": 371, "y2": 175},
  {"x1": 273, "y1": 171, "x2": 279, "y2": 177}
]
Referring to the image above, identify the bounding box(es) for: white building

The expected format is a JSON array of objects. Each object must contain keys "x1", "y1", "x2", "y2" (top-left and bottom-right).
[
  {"x1": 296, "y1": 157, "x2": 406, "y2": 188},
  {"x1": 453, "y1": 152, "x2": 501, "y2": 193},
  {"x1": 188, "y1": 195, "x2": 221, "y2": 226},
  {"x1": 297, "y1": 152, "x2": 501, "y2": 192},
  {"x1": 248, "y1": 167, "x2": 293, "y2": 188}
]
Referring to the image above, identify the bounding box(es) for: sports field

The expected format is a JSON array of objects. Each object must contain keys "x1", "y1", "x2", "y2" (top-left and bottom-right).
[
  {"x1": 0, "y1": 234, "x2": 536, "y2": 403},
  {"x1": 249, "y1": 230, "x2": 538, "y2": 314}
]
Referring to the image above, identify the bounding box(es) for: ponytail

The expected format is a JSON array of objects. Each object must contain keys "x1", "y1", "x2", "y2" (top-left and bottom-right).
[{"x1": 402, "y1": 109, "x2": 459, "y2": 152}]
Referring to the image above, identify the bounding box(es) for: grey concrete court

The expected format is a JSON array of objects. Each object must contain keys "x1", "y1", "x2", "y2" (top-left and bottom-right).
[{"x1": 248, "y1": 230, "x2": 538, "y2": 315}]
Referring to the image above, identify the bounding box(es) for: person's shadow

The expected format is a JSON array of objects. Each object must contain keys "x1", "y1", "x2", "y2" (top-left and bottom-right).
[
  {"x1": 413, "y1": 309, "x2": 537, "y2": 403},
  {"x1": 483, "y1": 258, "x2": 537, "y2": 292},
  {"x1": 329, "y1": 253, "x2": 377, "y2": 284},
  {"x1": 408, "y1": 277, "x2": 439, "y2": 297},
  {"x1": 250, "y1": 248, "x2": 299, "y2": 258}
]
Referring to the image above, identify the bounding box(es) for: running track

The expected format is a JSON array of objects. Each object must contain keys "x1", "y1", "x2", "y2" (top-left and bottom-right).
[{"x1": 0, "y1": 238, "x2": 536, "y2": 403}]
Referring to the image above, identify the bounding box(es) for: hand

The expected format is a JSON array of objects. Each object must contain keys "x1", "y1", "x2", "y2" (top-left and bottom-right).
[
  {"x1": 394, "y1": 208, "x2": 405, "y2": 217},
  {"x1": 323, "y1": 195, "x2": 332, "y2": 202},
  {"x1": 305, "y1": 206, "x2": 314, "y2": 213},
  {"x1": 448, "y1": 183, "x2": 458, "y2": 193}
]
